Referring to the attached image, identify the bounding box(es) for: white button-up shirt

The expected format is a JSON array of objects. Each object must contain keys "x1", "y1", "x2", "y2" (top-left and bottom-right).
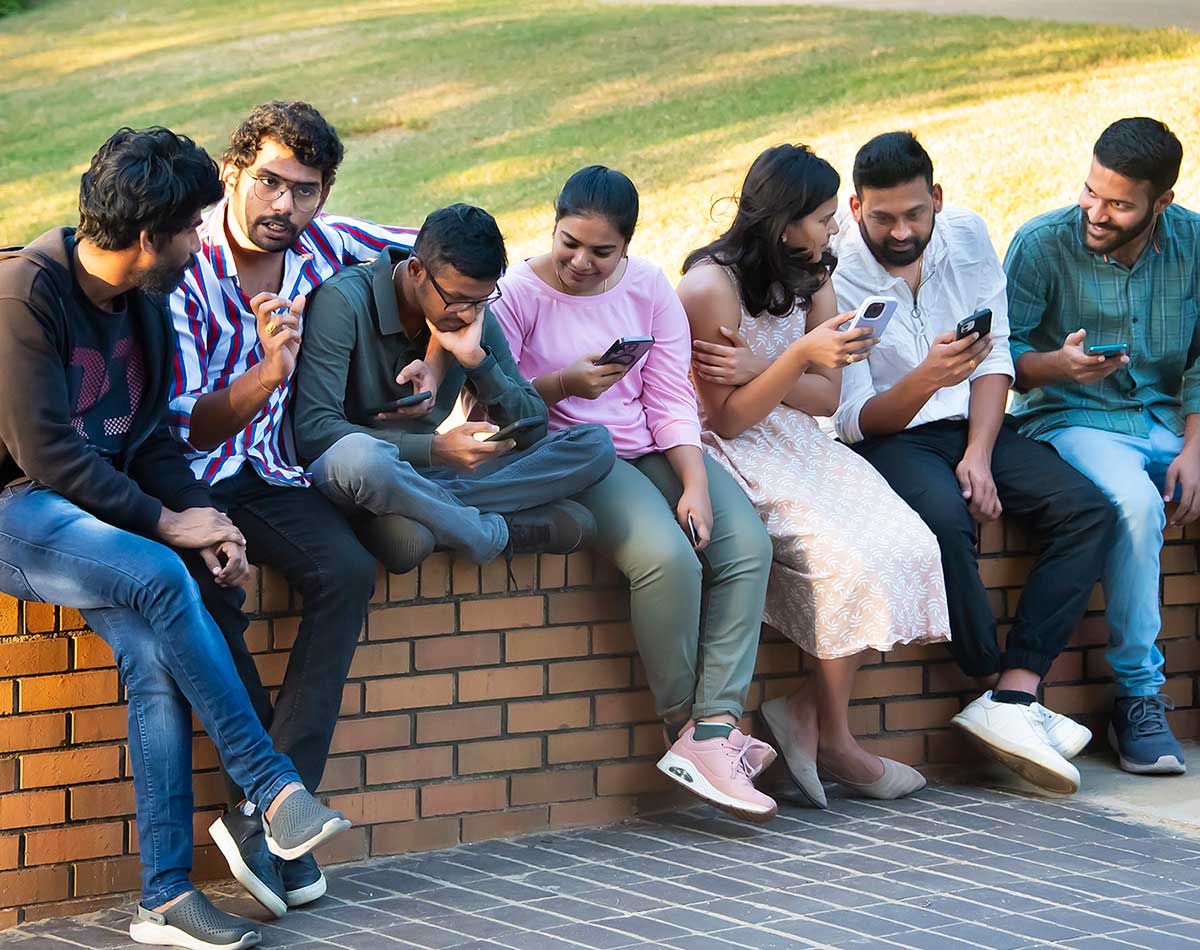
[{"x1": 830, "y1": 204, "x2": 1014, "y2": 444}]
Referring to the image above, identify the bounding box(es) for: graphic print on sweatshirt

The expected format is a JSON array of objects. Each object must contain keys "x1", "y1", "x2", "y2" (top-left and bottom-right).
[{"x1": 68, "y1": 312, "x2": 146, "y2": 459}]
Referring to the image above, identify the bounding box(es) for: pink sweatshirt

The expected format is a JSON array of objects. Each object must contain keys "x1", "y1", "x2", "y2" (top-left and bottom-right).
[{"x1": 493, "y1": 257, "x2": 701, "y2": 460}]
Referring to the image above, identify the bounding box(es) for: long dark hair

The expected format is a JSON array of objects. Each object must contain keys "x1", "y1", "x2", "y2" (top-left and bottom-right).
[{"x1": 683, "y1": 144, "x2": 840, "y2": 317}]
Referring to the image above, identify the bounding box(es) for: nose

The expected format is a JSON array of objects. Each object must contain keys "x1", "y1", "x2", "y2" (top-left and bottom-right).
[
  {"x1": 891, "y1": 223, "x2": 913, "y2": 243},
  {"x1": 828, "y1": 217, "x2": 840, "y2": 238},
  {"x1": 571, "y1": 249, "x2": 590, "y2": 270},
  {"x1": 188, "y1": 231, "x2": 202, "y2": 254},
  {"x1": 271, "y1": 187, "x2": 294, "y2": 213}
]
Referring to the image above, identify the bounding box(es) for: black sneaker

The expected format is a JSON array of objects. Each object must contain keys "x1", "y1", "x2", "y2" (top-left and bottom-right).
[
  {"x1": 208, "y1": 811, "x2": 287, "y2": 918},
  {"x1": 129, "y1": 889, "x2": 261, "y2": 949},
  {"x1": 281, "y1": 852, "x2": 327, "y2": 908},
  {"x1": 502, "y1": 500, "x2": 596, "y2": 556}
]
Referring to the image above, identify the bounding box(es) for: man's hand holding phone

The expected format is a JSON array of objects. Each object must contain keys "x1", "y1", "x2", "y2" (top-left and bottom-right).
[
  {"x1": 916, "y1": 331, "x2": 993, "y2": 391},
  {"x1": 431, "y1": 422, "x2": 515, "y2": 471},
  {"x1": 1055, "y1": 329, "x2": 1129, "y2": 384},
  {"x1": 370, "y1": 360, "x2": 440, "y2": 420}
]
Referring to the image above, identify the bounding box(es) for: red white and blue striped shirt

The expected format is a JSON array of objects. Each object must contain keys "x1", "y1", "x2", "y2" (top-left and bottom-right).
[{"x1": 168, "y1": 200, "x2": 417, "y2": 486}]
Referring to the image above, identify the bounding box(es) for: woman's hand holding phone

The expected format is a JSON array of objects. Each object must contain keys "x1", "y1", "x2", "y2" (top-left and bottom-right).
[
  {"x1": 560, "y1": 354, "x2": 628, "y2": 400},
  {"x1": 676, "y1": 485, "x2": 712, "y2": 551},
  {"x1": 797, "y1": 310, "x2": 878, "y2": 369}
]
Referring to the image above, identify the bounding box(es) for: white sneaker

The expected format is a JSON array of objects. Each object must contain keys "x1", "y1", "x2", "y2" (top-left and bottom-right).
[
  {"x1": 1031, "y1": 702, "x2": 1092, "y2": 760},
  {"x1": 951, "y1": 691, "x2": 1080, "y2": 794}
]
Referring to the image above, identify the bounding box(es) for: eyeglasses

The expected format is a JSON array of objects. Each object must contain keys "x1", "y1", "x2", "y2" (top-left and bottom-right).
[
  {"x1": 245, "y1": 171, "x2": 323, "y2": 212},
  {"x1": 425, "y1": 265, "x2": 502, "y2": 314}
]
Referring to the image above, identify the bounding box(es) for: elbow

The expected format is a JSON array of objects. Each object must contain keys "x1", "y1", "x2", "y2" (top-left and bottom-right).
[{"x1": 710, "y1": 417, "x2": 747, "y2": 441}]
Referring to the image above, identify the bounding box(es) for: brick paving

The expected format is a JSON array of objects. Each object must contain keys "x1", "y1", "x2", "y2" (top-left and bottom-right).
[{"x1": 5, "y1": 780, "x2": 1200, "y2": 949}]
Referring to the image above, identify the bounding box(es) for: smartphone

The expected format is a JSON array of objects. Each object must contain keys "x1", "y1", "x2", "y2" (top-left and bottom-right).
[
  {"x1": 366, "y1": 391, "x2": 433, "y2": 415},
  {"x1": 1087, "y1": 343, "x2": 1129, "y2": 357},
  {"x1": 595, "y1": 336, "x2": 654, "y2": 368},
  {"x1": 687, "y1": 514, "x2": 699, "y2": 547},
  {"x1": 846, "y1": 296, "x2": 898, "y2": 337},
  {"x1": 483, "y1": 416, "x2": 543, "y2": 443},
  {"x1": 955, "y1": 308, "x2": 992, "y2": 341}
]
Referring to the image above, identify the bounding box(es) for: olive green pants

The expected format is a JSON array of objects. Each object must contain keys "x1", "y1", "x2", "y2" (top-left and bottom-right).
[{"x1": 576, "y1": 452, "x2": 772, "y2": 722}]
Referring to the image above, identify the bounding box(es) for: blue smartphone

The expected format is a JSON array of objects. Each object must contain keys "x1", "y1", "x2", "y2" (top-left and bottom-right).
[{"x1": 1086, "y1": 343, "x2": 1129, "y2": 357}]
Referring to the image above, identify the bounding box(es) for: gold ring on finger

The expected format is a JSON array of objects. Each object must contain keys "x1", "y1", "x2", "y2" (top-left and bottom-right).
[
  {"x1": 845, "y1": 354, "x2": 854, "y2": 365},
  {"x1": 968, "y1": 359, "x2": 976, "y2": 370},
  {"x1": 266, "y1": 322, "x2": 278, "y2": 336}
]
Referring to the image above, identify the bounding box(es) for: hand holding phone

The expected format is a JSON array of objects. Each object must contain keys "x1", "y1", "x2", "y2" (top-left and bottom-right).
[
  {"x1": 1060, "y1": 329, "x2": 1128, "y2": 385},
  {"x1": 846, "y1": 296, "x2": 898, "y2": 337},
  {"x1": 687, "y1": 515, "x2": 699, "y2": 547},
  {"x1": 1086, "y1": 343, "x2": 1129, "y2": 357}
]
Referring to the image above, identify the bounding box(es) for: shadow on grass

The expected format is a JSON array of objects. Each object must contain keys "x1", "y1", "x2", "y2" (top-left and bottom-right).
[{"x1": 1, "y1": 0, "x2": 1196, "y2": 241}]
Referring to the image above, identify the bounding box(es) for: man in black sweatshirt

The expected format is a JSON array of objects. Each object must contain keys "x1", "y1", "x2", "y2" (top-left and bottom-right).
[{"x1": 0, "y1": 128, "x2": 348, "y2": 950}]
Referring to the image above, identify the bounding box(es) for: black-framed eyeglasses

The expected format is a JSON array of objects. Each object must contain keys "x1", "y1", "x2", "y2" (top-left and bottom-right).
[
  {"x1": 425, "y1": 265, "x2": 502, "y2": 314},
  {"x1": 245, "y1": 171, "x2": 323, "y2": 212}
]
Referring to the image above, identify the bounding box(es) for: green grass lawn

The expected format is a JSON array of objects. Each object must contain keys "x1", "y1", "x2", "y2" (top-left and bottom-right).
[{"x1": 2, "y1": 0, "x2": 1198, "y2": 274}]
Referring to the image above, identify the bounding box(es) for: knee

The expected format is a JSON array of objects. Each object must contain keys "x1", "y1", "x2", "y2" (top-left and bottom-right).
[
  {"x1": 356, "y1": 515, "x2": 436, "y2": 576},
  {"x1": 720, "y1": 518, "x2": 773, "y2": 578},
  {"x1": 321, "y1": 433, "x2": 400, "y2": 489},
  {"x1": 918, "y1": 500, "x2": 975, "y2": 551},
  {"x1": 315, "y1": 532, "x2": 379, "y2": 599},
  {"x1": 624, "y1": 530, "x2": 702, "y2": 592}
]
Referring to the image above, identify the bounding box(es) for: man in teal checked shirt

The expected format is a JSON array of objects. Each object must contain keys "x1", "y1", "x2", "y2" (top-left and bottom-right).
[{"x1": 1005, "y1": 116, "x2": 1197, "y2": 776}]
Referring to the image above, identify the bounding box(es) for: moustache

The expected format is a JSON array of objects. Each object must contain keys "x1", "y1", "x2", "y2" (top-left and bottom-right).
[{"x1": 256, "y1": 215, "x2": 297, "y2": 232}]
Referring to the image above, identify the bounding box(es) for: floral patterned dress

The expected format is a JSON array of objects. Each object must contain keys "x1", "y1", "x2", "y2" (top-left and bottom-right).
[{"x1": 700, "y1": 266, "x2": 951, "y2": 659}]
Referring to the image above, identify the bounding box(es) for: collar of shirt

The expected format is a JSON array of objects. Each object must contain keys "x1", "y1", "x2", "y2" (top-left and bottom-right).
[
  {"x1": 371, "y1": 246, "x2": 428, "y2": 345},
  {"x1": 200, "y1": 198, "x2": 315, "y2": 293}
]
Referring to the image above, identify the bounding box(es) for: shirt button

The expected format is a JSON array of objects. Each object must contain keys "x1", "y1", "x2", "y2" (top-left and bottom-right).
[{"x1": 1132, "y1": 318, "x2": 1139, "y2": 324}]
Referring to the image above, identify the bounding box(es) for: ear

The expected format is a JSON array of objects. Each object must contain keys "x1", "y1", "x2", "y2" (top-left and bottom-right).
[
  {"x1": 219, "y1": 161, "x2": 240, "y2": 195},
  {"x1": 138, "y1": 229, "x2": 157, "y2": 256},
  {"x1": 848, "y1": 193, "x2": 863, "y2": 222},
  {"x1": 408, "y1": 256, "x2": 426, "y2": 282},
  {"x1": 931, "y1": 183, "x2": 944, "y2": 214},
  {"x1": 1154, "y1": 188, "x2": 1175, "y2": 216}
]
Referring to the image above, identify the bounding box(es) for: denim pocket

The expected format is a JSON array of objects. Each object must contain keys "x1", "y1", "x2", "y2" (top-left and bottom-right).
[{"x1": 0, "y1": 558, "x2": 39, "y2": 601}]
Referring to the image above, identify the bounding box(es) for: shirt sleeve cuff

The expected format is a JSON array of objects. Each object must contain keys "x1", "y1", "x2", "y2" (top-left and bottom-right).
[
  {"x1": 833, "y1": 404, "x2": 865, "y2": 444},
  {"x1": 168, "y1": 394, "x2": 200, "y2": 450},
  {"x1": 397, "y1": 432, "x2": 436, "y2": 468},
  {"x1": 973, "y1": 348, "x2": 1015, "y2": 383},
  {"x1": 652, "y1": 418, "x2": 703, "y2": 453},
  {"x1": 463, "y1": 348, "x2": 507, "y2": 403}
]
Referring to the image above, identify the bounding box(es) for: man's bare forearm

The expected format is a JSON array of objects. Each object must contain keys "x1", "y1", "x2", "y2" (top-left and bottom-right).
[{"x1": 189, "y1": 366, "x2": 276, "y2": 451}]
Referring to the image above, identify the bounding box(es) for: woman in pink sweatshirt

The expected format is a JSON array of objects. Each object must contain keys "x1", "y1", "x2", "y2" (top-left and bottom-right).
[{"x1": 493, "y1": 166, "x2": 778, "y2": 822}]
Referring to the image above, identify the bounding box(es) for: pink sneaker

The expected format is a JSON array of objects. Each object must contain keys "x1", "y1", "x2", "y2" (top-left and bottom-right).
[
  {"x1": 729, "y1": 728, "x2": 777, "y2": 779},
  {"x1": 657, "y1": 726, "x2": 778, "y2": 822}
]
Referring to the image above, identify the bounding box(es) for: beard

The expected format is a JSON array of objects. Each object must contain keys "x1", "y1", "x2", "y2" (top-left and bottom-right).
[
  {"x1": 136, "y1": 252, "x2": 195, "y2": 295},
  {"x1": 249, "y1": 213, "x2": 300, "y2": 252},
  {"x1": 858, "y1": 216, "x2": 934, "y2": 267},
  {"x1": 1079, "y1": 206, "x2": 1156, "y2": 257}
]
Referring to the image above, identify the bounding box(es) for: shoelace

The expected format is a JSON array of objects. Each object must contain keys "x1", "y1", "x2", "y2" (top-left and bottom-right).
[
  {"x1": 1123, "y1": 695, "x2": 1175, "y2": 739},
  {"x1": 723, "y1": 738, "x2": 756, "y2": 782}
]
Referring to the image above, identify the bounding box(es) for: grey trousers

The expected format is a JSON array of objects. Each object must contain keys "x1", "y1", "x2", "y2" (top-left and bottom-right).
[
  {"x1": 311, "y1": 424, "x2": 615, "y2": 563},
  {"x1": 576, "y1": 452, "x2": 772, "y2": 722}
]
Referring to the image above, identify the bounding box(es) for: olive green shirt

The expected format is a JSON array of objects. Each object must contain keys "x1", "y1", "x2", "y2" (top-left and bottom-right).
[{"x1": 292, "y1": 246, "x2": 547, "y2": 468}]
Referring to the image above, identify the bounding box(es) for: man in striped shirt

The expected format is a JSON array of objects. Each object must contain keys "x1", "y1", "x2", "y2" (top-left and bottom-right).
[
  {"x1": 1007, "y1": 117, "x2": 1196, "y2": 778},
  {"x1": 168, "y1": 100, "x2": 415, "y2": 917}
]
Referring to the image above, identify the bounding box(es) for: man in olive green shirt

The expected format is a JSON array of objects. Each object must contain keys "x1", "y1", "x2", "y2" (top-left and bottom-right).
[
  {"x1": 292, "y1": 204, "x2": 614, "y2": 567},
  {"x1": 1006, "y1": 117, "x2": 1198, "y2": 776}
]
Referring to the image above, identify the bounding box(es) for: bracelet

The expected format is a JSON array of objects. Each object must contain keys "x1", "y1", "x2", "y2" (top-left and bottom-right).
[
  {"x1": 254, "y1": 365, "x2": 276, "y2": 396},
  {"x1": 557, "y1": 368, "x2": 569, "y2": 400}
]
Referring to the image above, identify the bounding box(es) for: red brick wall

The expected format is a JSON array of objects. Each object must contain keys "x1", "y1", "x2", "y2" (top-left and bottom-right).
[{"x1": 1, "y1": 520, "x2": 1199, "y2": 926}]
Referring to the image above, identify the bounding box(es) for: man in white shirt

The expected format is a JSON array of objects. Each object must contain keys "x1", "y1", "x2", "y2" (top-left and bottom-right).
[{"x1": 832, "y1": 132, "x2": 1116, "y2": 794}]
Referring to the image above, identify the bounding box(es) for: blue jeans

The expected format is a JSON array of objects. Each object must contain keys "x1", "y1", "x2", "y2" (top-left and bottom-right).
[
  {"x1": 0, "y1": 484, "x2": 301, "y2": 908},
  {"x1": 311, "y1": 425, "x2": 616, "y2": 563},
  {"x1": 1040, "y1": 421, "x2": 1182, "y2": 697}
]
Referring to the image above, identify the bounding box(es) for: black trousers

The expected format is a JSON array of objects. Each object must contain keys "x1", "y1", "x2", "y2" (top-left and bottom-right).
[
  {"x1": 190, "y1": 465, "x2": 377, "y2": 806},
  {"x1": 854, "y1": 417, "x2": 1116, "y2": 679}
]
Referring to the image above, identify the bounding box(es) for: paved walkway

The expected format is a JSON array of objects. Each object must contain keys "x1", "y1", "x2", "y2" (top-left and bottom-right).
[
  {"x1": 5, "y1": 776, "x2": 1200, "y2": 949},
  {"x1": 600, "y1": 0, "x2": 1200, "y2": 32}
]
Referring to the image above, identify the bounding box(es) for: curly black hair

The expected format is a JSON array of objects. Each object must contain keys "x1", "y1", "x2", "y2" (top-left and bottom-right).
[
  {"x1": 222, "y1": 100, "x2": 344, "y2": 184},
  {"x1": 77, "y1": 126, "x2": 222, "y2": 251}
]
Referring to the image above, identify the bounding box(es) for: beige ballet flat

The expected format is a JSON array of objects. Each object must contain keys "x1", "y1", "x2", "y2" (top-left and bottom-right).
[
  {"x1": 821, "y1": 756, "x2": 927, "y2": 800},
  {"x1": 759, "y1": 696, "x2": 828, "y2": 809}
]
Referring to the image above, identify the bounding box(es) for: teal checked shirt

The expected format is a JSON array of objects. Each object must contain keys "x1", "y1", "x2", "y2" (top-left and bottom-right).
[{"x1": 1004, "y1": 202, "x2": 1200, "y2": 441}]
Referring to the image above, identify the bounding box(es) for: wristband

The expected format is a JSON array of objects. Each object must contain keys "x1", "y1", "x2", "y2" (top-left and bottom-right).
[{"x1": 557, "y1": 368, "x2": 569, "y2": 400}]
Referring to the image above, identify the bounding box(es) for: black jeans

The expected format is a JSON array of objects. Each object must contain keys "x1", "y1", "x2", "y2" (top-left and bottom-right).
[
  {"x1": 192, "y1": 464, "x2": 377, "y2": 805},
  {"x1": 854, "y1": 417, "x2": 1116, "y2": 679}
]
